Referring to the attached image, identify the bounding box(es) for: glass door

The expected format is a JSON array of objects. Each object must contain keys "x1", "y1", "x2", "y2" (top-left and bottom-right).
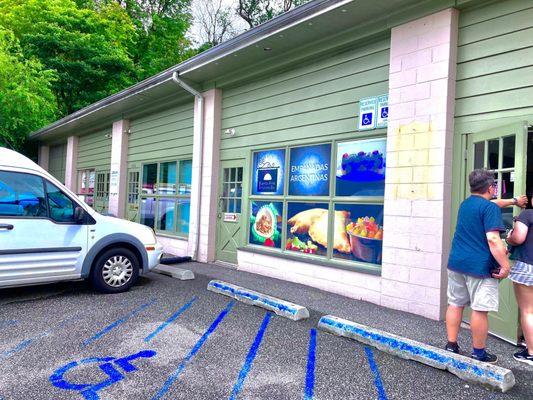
[{"x1": 465, "y1": 121, "x2": 527, "y2": 344}]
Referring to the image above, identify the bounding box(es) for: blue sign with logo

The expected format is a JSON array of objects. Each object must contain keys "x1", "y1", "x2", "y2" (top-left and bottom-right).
[
  {"x1": 252, "y1": 149, "x2": 285, "y2": 195},
  {"x1": 289, "y1": 144, "x2": 331, "y2": 196}
]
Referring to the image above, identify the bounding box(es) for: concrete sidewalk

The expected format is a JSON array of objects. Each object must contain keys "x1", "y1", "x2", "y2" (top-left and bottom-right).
[{"x1": 175, "y1": 261, "x2": 532, "y2": 393}]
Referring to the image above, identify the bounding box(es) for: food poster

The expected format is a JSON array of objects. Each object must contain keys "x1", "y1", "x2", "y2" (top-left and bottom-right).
[
  {"x1": 332, "y1": 203, "x2": 384, "y2": 264},
  {"x1": 252, "y1": 149, "x2": 285, "y2": 195},
  {"x1": 289, "y1": 144, "x2": 331, "y2": 196},
  {"x1": 336, "y1": 139, "x2": 386, "y2": 197},
  {"x1": 286, "y1": 202, "x2": 329, "y2": 256},
  {"x1": 249, "y1": 201, "x2": 283, "y2": 248}
]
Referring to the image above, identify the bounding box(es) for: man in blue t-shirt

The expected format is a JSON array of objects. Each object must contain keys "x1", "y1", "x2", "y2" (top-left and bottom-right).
[{"x1": 445, "y1": 169, "x2": 510, "y2": 363}]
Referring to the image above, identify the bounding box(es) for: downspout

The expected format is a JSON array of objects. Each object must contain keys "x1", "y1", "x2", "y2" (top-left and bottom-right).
[{"x1": 171, "y1": 72, "x2": 203, "y2": 261}]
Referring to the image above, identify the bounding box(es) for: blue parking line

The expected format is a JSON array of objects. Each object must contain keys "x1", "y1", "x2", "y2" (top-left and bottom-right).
[
  {"x1": 0, "y1": 320, "x2": 17, "y2": 329},
  {"x1": 304, "y1": 329, "x2": 317, "y2": 400},
  {"x1": 0, "y1": 315, "x2": 79, "y2": 361},
  {"x1": 144, "y1": 297, "x2": 197, "y2": 342},
  {"x1": 82, "y1": 298, "x2": 157, "y2": 347},
  {"x1": 151, "y1": 301, "x2": 235, "y2": 400},
  {"x1": 229, "y1": 313, "x2": 272, "y2": 400},
  {"x1": 364, "y1": 347, "x2": 387, "y2": 400}
]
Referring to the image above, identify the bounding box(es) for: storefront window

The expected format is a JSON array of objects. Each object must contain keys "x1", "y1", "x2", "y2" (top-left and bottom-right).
[
  {"x1": 289, "y1": 144, "x2": 331, "y2": 196},
  {"x1": 286, "y1": 202, "x2": 328, "y2": 257},
  {"x1": 77, "y1": 169, "x2": 95, "y2": 206},
  {"x1": 333, "y1": 203, "x2": 384, "y2": 264},
  {"x1": 249, "y1": 201, "x2": 283, "y2": 249},
  {"x1": 248, "y1": 137, "x2": 386, "y2": 271},
  {"x1": 252, "y1": 149, "x2": 285, "y2": 195},
  {"x1": 336, "y1": 139, "x2": 386, "y2": 197},
  {"x1": 139, "y1": 160, "x2": 192, "y2": 237}
]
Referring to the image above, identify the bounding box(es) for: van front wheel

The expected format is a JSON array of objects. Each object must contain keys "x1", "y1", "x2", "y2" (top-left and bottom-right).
[{"x1": 91, "y1": 248, "x2": 139, "y2": 293}]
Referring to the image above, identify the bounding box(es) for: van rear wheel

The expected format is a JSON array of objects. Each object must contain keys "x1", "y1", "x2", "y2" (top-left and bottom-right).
[{"x1": 91, "y1": 248, "x2": 139, "y2": 293}]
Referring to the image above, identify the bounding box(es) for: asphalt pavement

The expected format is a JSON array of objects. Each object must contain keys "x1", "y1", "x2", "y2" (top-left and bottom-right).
[{"x1": 0, "y1": 261, "x2": 532, "y2": 400}]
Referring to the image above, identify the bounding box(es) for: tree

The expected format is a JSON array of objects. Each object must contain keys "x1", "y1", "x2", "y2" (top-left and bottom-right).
[
  {"x1": 237, "y1": 0, "x2": 307, "y2": 28},
  {"x1": 192, "y1": 0, "x2": 238, "y2": 48},
  {"x1": 0, "y1": 28, "x2": 57, "y2": 150},
  {"x1": 0, "y1": 0, "x2": 138, "y2": 115}
]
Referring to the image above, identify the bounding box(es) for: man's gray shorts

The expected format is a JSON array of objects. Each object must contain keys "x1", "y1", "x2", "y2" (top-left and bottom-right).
[{"x1": 447, "y1": 270, "x2": 499, "y2": 312}]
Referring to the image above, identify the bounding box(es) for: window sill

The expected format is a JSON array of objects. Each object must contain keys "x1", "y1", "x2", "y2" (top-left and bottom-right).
[
  {"x1": 155, "y1": 232, "x2": 188, "y2": 241},
  {"x1": 237, "y1": 246, "x2": 381, "y2": 276}
]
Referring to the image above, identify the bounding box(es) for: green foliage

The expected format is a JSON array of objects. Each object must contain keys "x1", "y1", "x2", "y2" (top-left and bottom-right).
[
  {"x1": 135, "y1": 14, "x2": 194, "y2": 79},
  {"x1": 237, "y1": 0, "x2": 309, "y2": 28},
  {"x1": 0, "y1": 28, "x2": 57, "y2": 150},
  {"x1": 0, "y1": 0, "x2": 138, "y2": 115}
]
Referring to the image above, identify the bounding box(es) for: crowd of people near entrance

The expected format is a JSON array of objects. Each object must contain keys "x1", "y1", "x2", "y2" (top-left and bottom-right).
[{"x1": 446, "y1": 169, "x2": 533, "y2": 365}]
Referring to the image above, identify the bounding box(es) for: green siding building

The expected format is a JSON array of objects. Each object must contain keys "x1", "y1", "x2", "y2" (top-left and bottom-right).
[{"x1": 32, "y1": 0, "x2": 533, "y2": 344}]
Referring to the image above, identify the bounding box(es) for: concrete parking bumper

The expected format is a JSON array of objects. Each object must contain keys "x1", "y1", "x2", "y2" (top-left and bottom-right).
[
  {"x1": 318, "y1": 315, "x2": 515, "y2": 392},
  {"x1": 152, "y1": 264, "x2": 195, "y2": 280},
  {"x1": 207, "y1": 280, "x2": 309, "y2": 321}
]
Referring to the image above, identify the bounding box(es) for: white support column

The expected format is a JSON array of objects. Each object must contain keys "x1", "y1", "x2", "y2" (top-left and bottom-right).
[
  {"x1": 64, "y1": 135, "x2": 79, "y2": 191},
  {"x1": 381, "y1": 8, "x2": 459, "y2": 320},
  {"x1": 38, "y1": 144, "x2": 50, "y2": 171},
  {"x1": 108, "y1": 119, "x2": 130, "y2": 218},
  {"x1": 188, "y1": 89, "x2": 222, "y2": 262}
]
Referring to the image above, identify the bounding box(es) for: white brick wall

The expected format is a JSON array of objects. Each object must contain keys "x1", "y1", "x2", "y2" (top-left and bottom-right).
[{"x1": 381, "y1": 8, "x2": 458, "y2": 320}]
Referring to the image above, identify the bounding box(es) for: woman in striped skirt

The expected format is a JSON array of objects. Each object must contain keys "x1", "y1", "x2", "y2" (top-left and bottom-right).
[{"x1": 507, "y1": 201, "x2": 533, "y2": 366}]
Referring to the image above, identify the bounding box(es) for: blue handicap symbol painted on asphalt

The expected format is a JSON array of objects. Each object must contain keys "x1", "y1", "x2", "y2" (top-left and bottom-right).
[
  {"x1": 50, "y1": 350, "x2": 156, "y2": 400},
  {"x1": 380, "y1": 107, "x2": 388, "y2": 119},
  {"x1": 362, "y1": 113, "x2": 373, "y2": 126}
]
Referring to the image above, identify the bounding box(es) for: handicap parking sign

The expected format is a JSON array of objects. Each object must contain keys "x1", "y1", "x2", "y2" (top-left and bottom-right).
[
  {"x1": 358, "y1": 97, "x2": 377, "y2": 130},
  {"x1": 361, "y1": 113, "x2": 373, "y2": 126},
  {"x1": 377, "y1": 94, "x2": 388, "y2": 128}
]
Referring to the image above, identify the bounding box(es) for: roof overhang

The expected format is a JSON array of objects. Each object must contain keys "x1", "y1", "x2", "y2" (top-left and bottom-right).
[{"x1": 31, "y1": 0, "x2": 484, "y2": 142}]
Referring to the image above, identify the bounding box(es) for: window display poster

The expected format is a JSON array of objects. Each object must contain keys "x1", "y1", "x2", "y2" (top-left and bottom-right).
[
  {"x1": 249, "y1": 201, "x2": 283, "y2": 248},
  {"x1": 286, "y1": 202, "x2": 328, "y2": 256},
  {"x1": 333, "y1": 203, "x2": 384, "y2": 265},
  {"x1": 289, "y1": 144, "x2": 331, "y2": 196},
  {"x1": 252, "y1": 149, "x2": 285, "y2": 195},
  {"x1": 336, "y1": 139, "x2": 386, "y2": 197}
]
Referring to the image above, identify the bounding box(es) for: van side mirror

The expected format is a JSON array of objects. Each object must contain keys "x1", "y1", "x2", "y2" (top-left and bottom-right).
[{"x1": 74, "y1": 206, "x2": 85, "y2": 224}]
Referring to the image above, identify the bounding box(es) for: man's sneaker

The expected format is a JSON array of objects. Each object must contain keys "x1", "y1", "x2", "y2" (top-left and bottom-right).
[
  {"x1": 471, "y1": 351, "x2": 498, "y2": 364},
  {"x1": 445, "y1": 342, "x2": 460, "y2": 354},
  {"x1": 513, "y1": 348, "x2": 533, "y2": 366}
]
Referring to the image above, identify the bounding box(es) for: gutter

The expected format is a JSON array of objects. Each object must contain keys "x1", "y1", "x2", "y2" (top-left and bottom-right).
[{"x1": 171, "y1": 72, "x2": 203, "y2": 262}]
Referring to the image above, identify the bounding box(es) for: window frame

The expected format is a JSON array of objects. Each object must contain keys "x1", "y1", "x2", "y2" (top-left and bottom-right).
[
  {"x1": 138, "y1": 159, "x2": 192, "y2": 238},
  {"x1": 246, "y1": 136, "x2": 386, "y2": 274},
  {"x1": 76, "y1": 168, "x2": 95, "y2": 207}
]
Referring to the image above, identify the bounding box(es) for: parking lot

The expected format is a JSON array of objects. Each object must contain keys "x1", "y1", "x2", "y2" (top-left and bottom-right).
[{"x1": 1, "y1": 263, "x2": 532, "y2": 400}]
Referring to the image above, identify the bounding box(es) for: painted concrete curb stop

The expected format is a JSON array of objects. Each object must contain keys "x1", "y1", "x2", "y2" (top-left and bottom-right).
[
  {"x1": 318, "y1": 315, "x2": 515, "y2": 393},
  {"x1": 207, "y1": 280, "x2": 309, "y2": 321},
  {"x1": 153, "y1": 264, "x2": 195, "y2": 280}
]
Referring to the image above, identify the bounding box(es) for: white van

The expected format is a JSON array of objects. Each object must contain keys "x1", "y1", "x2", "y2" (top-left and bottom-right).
[{"x1": 0, "y1": 148, "x2": 163, "y2": 293}]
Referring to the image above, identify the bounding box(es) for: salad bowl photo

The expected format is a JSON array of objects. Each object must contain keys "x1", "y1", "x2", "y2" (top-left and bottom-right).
[{"x1": 345, "y1": 217, "x2": 383, "y2": 264}]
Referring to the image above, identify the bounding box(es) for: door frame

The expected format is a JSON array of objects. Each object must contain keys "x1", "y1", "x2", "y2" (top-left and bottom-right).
[
  {"x1": 215, "y1": 159, "x2": 247, "y2": 264},
  {"x1": 461, "y1": 121, "x2": 528, "y2": 344}
]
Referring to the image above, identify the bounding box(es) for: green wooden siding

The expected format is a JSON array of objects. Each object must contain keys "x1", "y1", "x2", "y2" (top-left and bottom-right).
[
  {"x1": 77, "y1": 128, "x2": 112, "y2": 170},
  {"x1": 455, "y1": 0, "x2": 533, "y2": 133},
  {"x1": 127, "y1": 102, "x2": 194, "y2": 166},
  {"x1": 48, "y1": 143, "x2": 66, "y2": 183},
  {"x1": 220, "y1": 37, "x2": 390, "y2": 161}
]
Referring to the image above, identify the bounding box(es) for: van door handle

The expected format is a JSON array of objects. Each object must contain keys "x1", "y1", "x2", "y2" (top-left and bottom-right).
[{"x1": 0, "y1": 224, "x2": 14, "y2": 230}]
